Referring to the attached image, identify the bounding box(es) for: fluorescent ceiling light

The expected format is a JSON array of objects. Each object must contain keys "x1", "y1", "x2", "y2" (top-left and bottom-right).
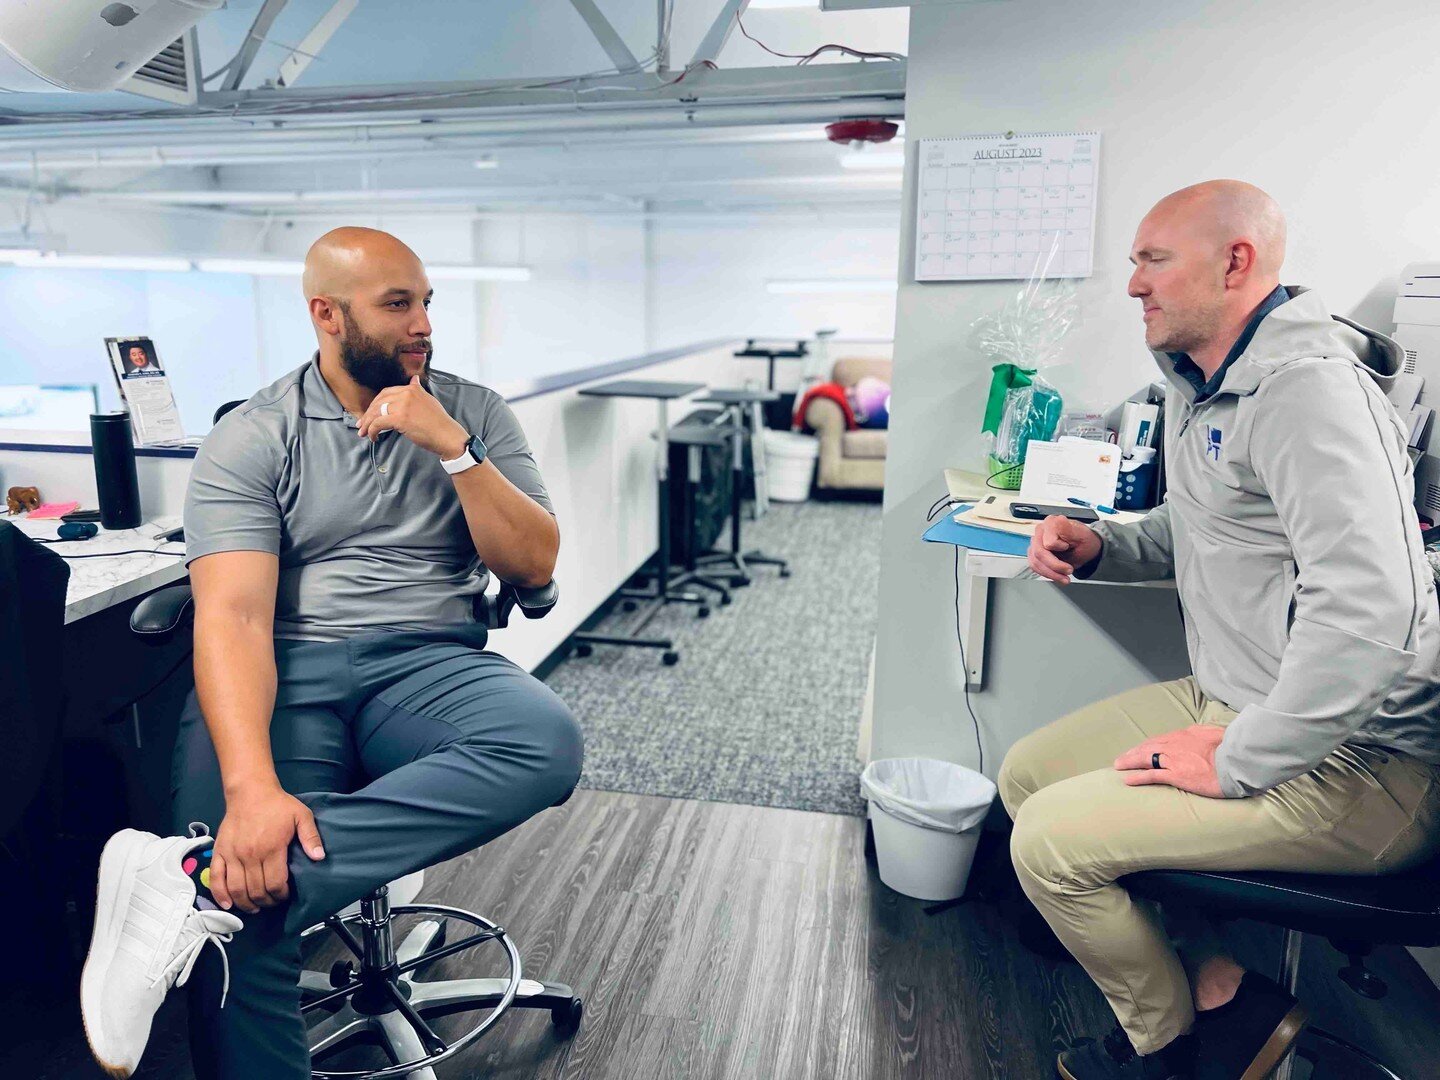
[
  {"x1": 767, "y1": 279, "x2": 897, "y2": 294},
  {"x1": 473, "y1": 158, "x2": 499, "y2": 170},
  {"x1": 0, "y1": 251, "x2": 530, "y2": 282},
  {"x1": 748, "y1": 0, "x2": 817, "y2": 7},
  {"x1": 839, "y1": 150, "x2": 905, "y2": 170},
  {"x1": 427, "y1": 265, "x2": 531, "y2": 282},
  {"x1": 8, "y1": 251, "x2": 192, "y2": 272},
  {"x1": 194, "y1": 258, "x2": 305, "y2": 275}
]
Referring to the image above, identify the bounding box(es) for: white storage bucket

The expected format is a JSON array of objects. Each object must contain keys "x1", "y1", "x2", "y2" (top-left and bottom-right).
[
  {"x1": 861, "y1": 758, "x2": 997, "y2": 902},
  {"x1": 764, "y1": 430, "x2": 819, "y2": 502}
]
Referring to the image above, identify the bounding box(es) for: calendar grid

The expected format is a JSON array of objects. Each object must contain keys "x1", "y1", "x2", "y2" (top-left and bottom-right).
[{"x1": 915, "y1": 131, "x2": 1101, "y2": 282}]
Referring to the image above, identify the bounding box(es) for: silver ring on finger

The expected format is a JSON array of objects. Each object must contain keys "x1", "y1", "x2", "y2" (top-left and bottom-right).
[{"x1": 380, "y1": 401, "x2": 390, "y2": 417}]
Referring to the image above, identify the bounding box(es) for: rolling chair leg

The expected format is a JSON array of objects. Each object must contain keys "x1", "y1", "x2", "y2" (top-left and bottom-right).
[
  {"x1": 1271, "y1": 929, "x2": 1409, "y2": 1080},
  {"x1": 1273, "y1": 929, "x2": 1303, "y2": 1080}
]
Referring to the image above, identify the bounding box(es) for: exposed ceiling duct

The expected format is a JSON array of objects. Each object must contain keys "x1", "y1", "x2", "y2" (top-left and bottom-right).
[{"x1": 0, "y1": 0, "x2": 221, "y2": 93}]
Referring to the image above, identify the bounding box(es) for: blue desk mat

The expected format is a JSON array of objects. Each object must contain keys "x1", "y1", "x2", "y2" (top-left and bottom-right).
[{"x1": 921, "y1": 504, "x2": 1031, "y2": 557}]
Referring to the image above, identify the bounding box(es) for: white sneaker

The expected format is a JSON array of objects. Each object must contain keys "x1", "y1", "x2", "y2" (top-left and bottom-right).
[{"x1": 81, "y1": 823, "x2": 244, "y2": 1078}]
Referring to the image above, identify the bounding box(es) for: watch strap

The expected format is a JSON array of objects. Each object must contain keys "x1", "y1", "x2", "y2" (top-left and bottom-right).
[{"x1": 441, "y1": 434, "x2": 487, "y2": 474}]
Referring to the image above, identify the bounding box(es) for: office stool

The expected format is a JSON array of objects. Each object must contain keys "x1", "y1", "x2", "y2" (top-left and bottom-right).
[
  {"x1": 1124, "y1": 856, "x2": 1440, "y2": 1080},
  {"x1": 298, "y1": 795, "x2": 582, "y2": 1080},
  {"x1": 131, "y1": 577, "x2": 583, "y2": 1079}
]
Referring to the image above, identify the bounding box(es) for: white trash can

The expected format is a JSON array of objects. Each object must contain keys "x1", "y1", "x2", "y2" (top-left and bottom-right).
[
  {"x1": 764, "y1": 430, "x2": 820, "y2": 502},
  {"x1": 861, "y1": 757, "x2": 997, "y2": 902}
]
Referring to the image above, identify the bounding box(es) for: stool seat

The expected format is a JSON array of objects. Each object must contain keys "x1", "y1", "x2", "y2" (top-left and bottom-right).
[{"x1": 1123, "y1": 861, "x2": 1440, "y2": 947}]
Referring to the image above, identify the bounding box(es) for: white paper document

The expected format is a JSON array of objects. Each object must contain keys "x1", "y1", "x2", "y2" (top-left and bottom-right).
[
  {"x1": 1019, "y1": 439, "x2": 1121, "y2": 507},
  {"x1": 106, "y1": 336, "x2": 187, "y2": 446},
  {"x1": 915, "y1": 130, "x2": 1101, "y2": 282}
]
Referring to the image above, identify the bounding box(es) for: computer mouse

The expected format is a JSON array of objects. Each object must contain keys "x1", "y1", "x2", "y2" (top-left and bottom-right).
[{"x1": 58, "y1": 522, "x2": 99, "y2": 541}]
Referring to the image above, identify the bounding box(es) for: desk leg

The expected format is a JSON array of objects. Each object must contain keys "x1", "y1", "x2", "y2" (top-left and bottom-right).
[
  {"x1": 965, "y1": 573, "x2": 989, "y2": 692},
  {"x1": 749, "y1": 400, "x2": 770, "y2": 517},
  {"x1": 655, "y1": 399, "x2": 672, "y2": 601}
]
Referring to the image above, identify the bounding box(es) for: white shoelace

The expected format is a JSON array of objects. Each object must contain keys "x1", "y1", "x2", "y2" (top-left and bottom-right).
[{"x1": 154, "y1": 908, "x2": 240, "y2": 1007}]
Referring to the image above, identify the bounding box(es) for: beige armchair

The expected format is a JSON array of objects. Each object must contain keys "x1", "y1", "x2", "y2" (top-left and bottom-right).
[{"x1": 803, "y1": 356, "x2": 891, "y2": 493}]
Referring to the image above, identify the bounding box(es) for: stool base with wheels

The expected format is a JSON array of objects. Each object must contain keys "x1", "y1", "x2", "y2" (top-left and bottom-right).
[
  {"x1": 130, "y1": 578, "x2": 582, "y2": 1079},
  {"x1": 300, "y1": 877, "x2": 581, "y2": 1080},
  {"x1": 1124, "y1": 861, "x2": 1440, "y2": 1080}
]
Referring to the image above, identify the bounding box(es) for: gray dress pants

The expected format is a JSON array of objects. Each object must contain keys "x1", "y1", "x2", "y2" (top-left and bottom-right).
[{"x1": 169, "y1": 624, "x2": 584, "y2": 1080}]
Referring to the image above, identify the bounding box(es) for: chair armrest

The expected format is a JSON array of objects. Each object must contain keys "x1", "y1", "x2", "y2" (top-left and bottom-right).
[
  {"x1": 130, "y1": 584, "x2": 195, "y2": 646},
  {"x1": 804, "y1": 397, "x2": 847, "y2": 440},
  {"x1": 480, "y1": 579, "x2": 559, "y2": 630}
]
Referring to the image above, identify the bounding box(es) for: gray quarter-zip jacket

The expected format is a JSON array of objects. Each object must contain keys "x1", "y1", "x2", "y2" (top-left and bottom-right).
[{"x1": 1087, "y1": 286, "x2": 1440, "y2": 796}]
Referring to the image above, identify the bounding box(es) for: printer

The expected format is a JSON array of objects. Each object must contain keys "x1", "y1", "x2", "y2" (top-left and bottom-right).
[{"x1": 1393, "y1": 263, "x2": 1440, "y2": 520}]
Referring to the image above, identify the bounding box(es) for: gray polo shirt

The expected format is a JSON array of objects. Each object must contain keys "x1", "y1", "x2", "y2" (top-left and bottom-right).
[{"x1": 184, "y1": 358, "x2": 553, "y2": 642}]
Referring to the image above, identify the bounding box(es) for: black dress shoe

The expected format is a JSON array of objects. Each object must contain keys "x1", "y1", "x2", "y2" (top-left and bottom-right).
[
  {"x1": 1192, "y1": 971, "x2": 1309, "y2": 1080},
  {"x1": 1057, "y1": 1027, "x2": 1193, "y2": 1080}
]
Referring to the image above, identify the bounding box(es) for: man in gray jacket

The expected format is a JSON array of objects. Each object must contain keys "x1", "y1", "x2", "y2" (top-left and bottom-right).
[{"x1": 1004, "y1": 180, "x2": 1440, "y2": 1080}]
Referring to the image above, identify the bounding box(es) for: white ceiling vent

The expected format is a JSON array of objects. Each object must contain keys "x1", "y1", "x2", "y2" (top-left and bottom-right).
[{"x1": 123, "y1": 31, "x2": 198, "y2": 105}]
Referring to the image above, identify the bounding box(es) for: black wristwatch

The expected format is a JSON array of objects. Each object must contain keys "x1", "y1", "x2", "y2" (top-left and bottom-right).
[{"x1": 440, "y1": 434, "x2": 487, "y2": 475}]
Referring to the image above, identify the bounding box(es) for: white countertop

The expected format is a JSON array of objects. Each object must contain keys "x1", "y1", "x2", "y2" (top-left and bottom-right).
[
  {"x1": 965, "y1": 549, "x2": 1176, "y2": 588},
  {"x1": 9, "y1": 515, "x2": 187, "y2": 623}
]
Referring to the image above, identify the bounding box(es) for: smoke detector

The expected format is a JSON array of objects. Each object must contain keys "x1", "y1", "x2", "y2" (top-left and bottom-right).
[{"x1": 825, "y1": 119, "x2": 900, "y2": 148}]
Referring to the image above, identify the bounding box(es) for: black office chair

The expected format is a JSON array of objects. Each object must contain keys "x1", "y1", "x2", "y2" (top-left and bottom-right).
[
  {"x1": 131, "y1": 577, "x2": 583, "y2": 1080},
  {"x1": 1123, "y1": 858, "x2": 1440, "y2": 1080},
  {"x1": 0, "y1": 524, "x2": 71, "y2": 992}
]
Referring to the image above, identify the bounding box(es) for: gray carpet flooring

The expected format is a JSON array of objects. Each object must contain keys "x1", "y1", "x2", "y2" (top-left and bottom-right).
[{"x1": 544, "y1": 497, "x2": 881, "y2": 817}]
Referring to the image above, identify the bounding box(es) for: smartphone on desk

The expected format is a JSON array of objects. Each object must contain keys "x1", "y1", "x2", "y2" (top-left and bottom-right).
[{"x1": 1010, "y1": 502, "x2": 1099, "y2": 524}]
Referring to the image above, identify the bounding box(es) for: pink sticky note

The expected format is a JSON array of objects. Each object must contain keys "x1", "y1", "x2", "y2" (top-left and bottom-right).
[{"x1": 27, "y1": 501, "x2": 81, "y2": 520}]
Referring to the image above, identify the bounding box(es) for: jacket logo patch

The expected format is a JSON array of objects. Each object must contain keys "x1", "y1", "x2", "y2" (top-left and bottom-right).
[{"x1": 1205, "y1": 424, "x2": 1223, "y2": 461}]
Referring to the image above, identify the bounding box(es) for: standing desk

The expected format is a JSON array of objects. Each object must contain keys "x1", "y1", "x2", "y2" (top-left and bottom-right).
[{"x1": 573, "y1": 380, "x2": 706, "y2": 665}]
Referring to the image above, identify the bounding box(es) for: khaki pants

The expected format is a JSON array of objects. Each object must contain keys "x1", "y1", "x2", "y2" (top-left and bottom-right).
[{"x1": 998, "y1": 677, "x2": 1440, "y2": 1055}]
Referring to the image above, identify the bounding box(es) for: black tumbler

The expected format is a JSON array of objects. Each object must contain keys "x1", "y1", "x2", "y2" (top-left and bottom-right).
[{"x1": 90, "y1": 412, "x2": 142, "y2": 529}]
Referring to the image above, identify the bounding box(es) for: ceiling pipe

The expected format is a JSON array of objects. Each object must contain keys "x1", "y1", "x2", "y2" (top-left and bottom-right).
[
  {"x1": 0, "y1": 97, "x2": 898, "y2": 157},
  {"x1": 0, "y1": 125, "x2": 851, "y2": 172}
]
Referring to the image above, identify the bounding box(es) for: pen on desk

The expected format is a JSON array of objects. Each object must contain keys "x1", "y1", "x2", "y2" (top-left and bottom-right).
[{"x1": 1067, "y1": 497, "x2": 1118, "y2": 515}]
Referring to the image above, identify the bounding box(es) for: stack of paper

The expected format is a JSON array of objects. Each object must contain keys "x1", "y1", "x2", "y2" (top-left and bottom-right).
[
  {"x1": 922, "y1": 494, "x2": 1144, "y2": 556},
  {"x1": 923, "y1": 505, "x2": 1031, "y2": 556}
]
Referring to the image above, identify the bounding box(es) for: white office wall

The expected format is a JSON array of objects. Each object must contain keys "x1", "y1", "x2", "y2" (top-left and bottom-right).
[
  {"x1": 647, "y1": 219, "x2": 900, "y2": 350},
  {"x1": 870, "y1": 0, "x2": 1440, "y2": 770},
  {"x1": 473, "y1": 214, "x2": 649, "y2": 384}
]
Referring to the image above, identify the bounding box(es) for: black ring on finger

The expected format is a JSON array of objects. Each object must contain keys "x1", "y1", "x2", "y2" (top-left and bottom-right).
[{"x1": 1151, "y1": 752, "x2": 1162, "y2": 770}]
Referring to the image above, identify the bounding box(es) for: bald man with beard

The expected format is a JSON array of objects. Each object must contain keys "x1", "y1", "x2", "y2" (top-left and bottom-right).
[
  {"x1": 1001, "y1": 181, "x2": 1440, "y2": 1080},
  {"x1": 81, "y1": 228, "x2": 583, "y2": 1079}
]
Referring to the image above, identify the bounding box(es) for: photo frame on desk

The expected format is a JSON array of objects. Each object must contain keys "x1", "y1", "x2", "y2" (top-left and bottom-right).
[{"x1": 103, "y1": 335, "x2": 188, "y2": 447}]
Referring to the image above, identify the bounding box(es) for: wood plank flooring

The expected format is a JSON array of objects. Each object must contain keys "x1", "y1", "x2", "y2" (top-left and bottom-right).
[{"x1": 11, "y1": 788, "x2": 1440, "y2": 1079}]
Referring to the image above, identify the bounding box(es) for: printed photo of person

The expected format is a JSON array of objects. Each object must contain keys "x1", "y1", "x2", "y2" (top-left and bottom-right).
[{"x1": 120, "y1": 340, "x2": 163, "y2": 378}]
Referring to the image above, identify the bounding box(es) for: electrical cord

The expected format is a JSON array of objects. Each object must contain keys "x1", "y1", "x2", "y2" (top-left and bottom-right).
[
  {"x1": 31, "y1": 538, "x2": 185, "y2": 560},
  {"x1": 985, "y1": 461, "x2": 1025, "y2": 489},
  {"x1": 953, "y1": 543, "x2": 984, "y2": 775},
  {"x1": 734, "y1": 13, "x2": 906, "y2": 65},
  {"x1": 927, "y1": 494, "x2": 960, "y2": 521},
  {"x1": 923, "y1": 489, "x2": 986, "y2": 772}
]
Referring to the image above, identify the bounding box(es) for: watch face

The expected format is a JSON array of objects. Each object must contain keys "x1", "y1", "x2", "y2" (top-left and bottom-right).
[{"x1": 467, "y1": 436, "x2": 486, "y2": 464}]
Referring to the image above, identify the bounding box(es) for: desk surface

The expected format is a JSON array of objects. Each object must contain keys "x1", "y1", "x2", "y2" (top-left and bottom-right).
[
  {"x1": 579, "y1": 379, "x2": 706, "y2": 400},
  {"x1": 965, "y1": 549, "x2": 1175, "y2": 589},
  {"x1": 12, "y1": 516, "x2": 186, "y2": 623}
]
